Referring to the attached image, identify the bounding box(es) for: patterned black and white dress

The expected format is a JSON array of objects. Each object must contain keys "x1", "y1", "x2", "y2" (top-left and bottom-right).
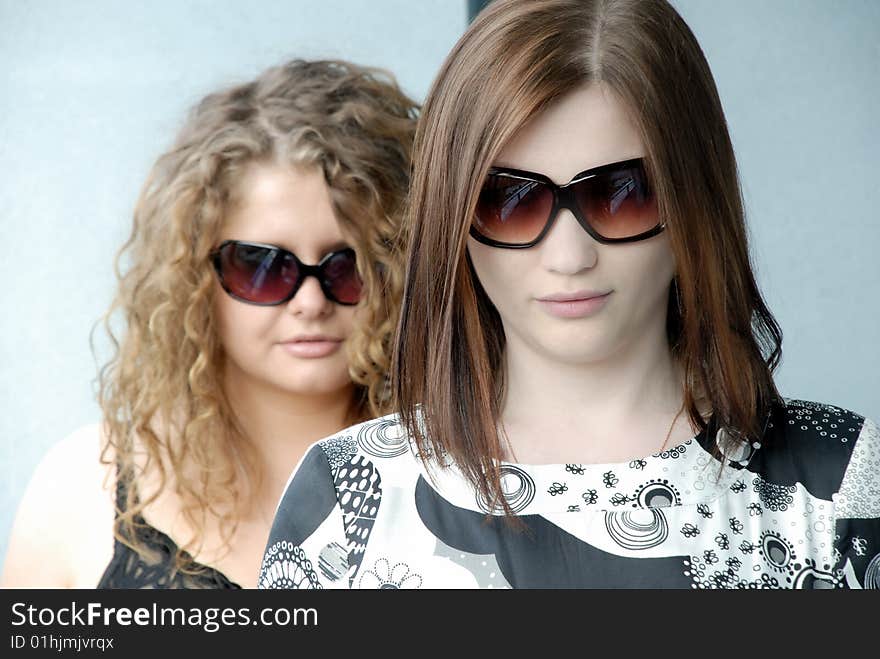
[{"x1": 259, "y1": 399, "x2": 880, "y2": 589}]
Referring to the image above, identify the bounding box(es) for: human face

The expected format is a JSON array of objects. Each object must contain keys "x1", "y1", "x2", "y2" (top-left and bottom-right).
[
  {"x1": 467, "y1": 84, "x2": 675, "y2": 367},
  {"x1": 214, "y1": 162, "x2": 358, "y2": 398}
]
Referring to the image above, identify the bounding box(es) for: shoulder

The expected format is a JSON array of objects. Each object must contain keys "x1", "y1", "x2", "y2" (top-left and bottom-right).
[
  {"x1": 748, "y1": 398, "x2": 873, "y2": 501},
  {"x1": 272, "y1": 413, "x2": 417, "y2": 533},
  {"x1": 39, "y1": 423, "x2": 116, "y2": 497},
  {"x1": 1, "y1": 424, "x2": 116, "y2": 588},
  {"x1": 12, "y1": 423, "x2": 113, "y2": 514},
  {"x1": 264, "y1": 413, "x2": 424, "y2": 589},
  {"x1": 774, "y1": 398, "x2": 866, "y2": 442},
  {"x1": 282, "y1": 412, "x2": 417, "y2": 491},
  {"x1": 766, "y1": 398, "x2": 868, "y2": 463},
  {"x1": 45, "y1": 423, "x2": 114, "y2": 477},
  {"x1": 314, "y1": 412, "x2": 415, "y2": 471}
]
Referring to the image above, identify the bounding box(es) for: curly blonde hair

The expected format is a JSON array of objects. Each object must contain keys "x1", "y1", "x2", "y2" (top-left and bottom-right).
[{"x1": 97, "y1": 59, "x2": 417, "y2": 572}]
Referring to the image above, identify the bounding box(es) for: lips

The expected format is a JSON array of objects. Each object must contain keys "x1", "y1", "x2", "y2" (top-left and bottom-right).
[
  {"x1": 278, "y1": 335, "x2": 344, "y2": 359},
  {"x1": 537, "y1": 290, "x2": 609, "y2": 303},
  {"x1": 535, "y1": 290, "x2": 612, "y2": 319},
  {"x1": 283, "y1": 334, "x2": 343, "y2": 343}
]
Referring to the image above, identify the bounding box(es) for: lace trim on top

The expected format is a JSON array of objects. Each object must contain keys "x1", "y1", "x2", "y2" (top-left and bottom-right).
[{"x1": 96, "y1": 468, "x2": 241, "y2": 589}]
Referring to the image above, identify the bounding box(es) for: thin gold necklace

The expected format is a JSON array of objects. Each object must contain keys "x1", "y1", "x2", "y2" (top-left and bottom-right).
[{"x1": 658, "y1": 401, "x2": 686, "y2": 453}]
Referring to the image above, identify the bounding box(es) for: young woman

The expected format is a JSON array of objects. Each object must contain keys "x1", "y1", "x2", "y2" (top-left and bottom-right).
[
  {"x1": 2, "y1": 59, "x2": 416, "y2": 588},
  {"x1": 260, "y1": 0, "x2": 879, "y2": 589}
]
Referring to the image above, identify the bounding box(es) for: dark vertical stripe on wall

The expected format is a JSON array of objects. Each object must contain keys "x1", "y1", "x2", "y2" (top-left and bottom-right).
[{"x1": 468, "y1": 0, "x2": 492, "y2": 23}]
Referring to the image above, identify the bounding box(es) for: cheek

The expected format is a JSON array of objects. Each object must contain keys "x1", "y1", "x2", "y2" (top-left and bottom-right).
[
  {"x1": 339, "y1": 305, "x2": 359, "y2": 338},
  {"x1": 644, "y1": 244, "x2": 675, "y2": 289},
  {"x1": 213, "y1": 288, "x2": 278, "y2": 352},
  {"x1": 467, "y1": 241, "x2": 527, "y2": 309},
  {"x1": 613, "y1": 240, "x2": 675, "y2": 303}
]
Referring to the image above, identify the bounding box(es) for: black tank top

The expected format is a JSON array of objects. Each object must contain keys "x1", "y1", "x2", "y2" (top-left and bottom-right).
[{"x1": 97, "y1": 468, "x2": 241, "y2": 589}]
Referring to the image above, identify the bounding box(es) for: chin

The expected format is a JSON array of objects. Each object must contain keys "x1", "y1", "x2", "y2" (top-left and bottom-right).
[
  {"x1": 543, "y1": 348, "x2": 611, "y2": 366},
  {"x1": 276, "y1": 374, "x2": 353, "y2": 397},
  {"x1": 275, "y1": 351, "x2": 347, "y2": 380},
  {"x1": 530, "y1": 334, "x2": 623, "y2": 366}
]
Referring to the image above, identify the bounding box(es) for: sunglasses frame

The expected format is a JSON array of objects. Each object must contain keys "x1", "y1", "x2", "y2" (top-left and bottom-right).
[
  {"x1": 469, "y1": 157, "x2": 666, "y2": 249},
  {"x1": 211, "y1": 240, "x2": 361, "y2": 306}
]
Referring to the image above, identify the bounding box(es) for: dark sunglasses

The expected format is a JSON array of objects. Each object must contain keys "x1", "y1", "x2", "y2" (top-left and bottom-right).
[
  {"x1": 211, "y1": 240, "x2": 362, "y2": 306},
  {"x1": 470, "y1": 157, "x2": 664, "y2": 248}
]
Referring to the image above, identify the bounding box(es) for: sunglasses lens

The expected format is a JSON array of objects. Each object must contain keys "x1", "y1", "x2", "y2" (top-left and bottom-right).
[
  {"x1": 321, "y1": 249, "x2": 362, "y2": 305},
  {"x1": 572, "y1": 163, "x2": 658, "y2": 240},
  {"x1": 217, "y1": 243, "x2": 299, "y2": 304},
  {"x1": 474, "y1": 175, "x2": 553, "y2": 245}
]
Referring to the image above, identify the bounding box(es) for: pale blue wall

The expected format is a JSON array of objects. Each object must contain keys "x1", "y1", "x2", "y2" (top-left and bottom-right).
[
  {"x1": 0, "y1": 0, "x2": 467, "y2": 566},
  {"x1": 2, "y1": 0, "x2": 878, "y2": 567},
  {"x1": 672, "y1": 0, "x2": 879, "y2": 418}
]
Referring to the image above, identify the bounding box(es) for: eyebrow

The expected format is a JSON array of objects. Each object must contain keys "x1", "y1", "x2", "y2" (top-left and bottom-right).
[{"x1": 319, "y1": 238, "x2": 355, "y2": 255}]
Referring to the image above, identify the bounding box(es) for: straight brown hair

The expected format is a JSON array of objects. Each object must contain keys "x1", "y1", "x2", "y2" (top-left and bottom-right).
[{"x1": 392, "y1": 0, "x2": 782, "y2": 515}]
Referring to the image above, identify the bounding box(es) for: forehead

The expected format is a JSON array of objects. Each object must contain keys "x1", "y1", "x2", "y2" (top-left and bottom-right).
[
  {"x1": 495, "y1": 84, "x2": 645, "y2": 184},
  {"x1": 221, "y1": 162, "x2": 349, "y2": 260}
]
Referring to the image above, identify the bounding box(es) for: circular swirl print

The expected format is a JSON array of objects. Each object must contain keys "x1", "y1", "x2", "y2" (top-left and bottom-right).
[
  {"x1": 790, "y1": 565, "x2": 839, "y2": 589},
  {"x1": 753, "y1": 477, "x2": 797, "y2": 512},
  {"x1": 259, "y1": 541, "x2": 322, "y2": 589},
  {"x1": 357, "y1": 419, "x2": 409, "y2": 458},
  {"x1": 475, "y1": 465, "x2": 536, "y2": 514},
  {"x1": 321, "y1": 434, "x2": 358, "y2": 470},
  {"x1": 759, "y1": 531, "x2": 796, "y2": 573},
  {"x1": 605, "y1": 509, "x2": 669, "y2": 550},
  {"x1": 864, "y1": 553, "x2": 880, "y2": 590},
  {"x1": 634, "y1": 480, "x2": 681, "y2": 509}
]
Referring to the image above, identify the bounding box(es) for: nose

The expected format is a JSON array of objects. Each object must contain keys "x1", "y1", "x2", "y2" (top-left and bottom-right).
[
  {"x1": 285, "y1": 275, "x2": 333, "y2": 318},
  {"x1": 538, "y1": 208, "x2": 599, "y2": 274}
]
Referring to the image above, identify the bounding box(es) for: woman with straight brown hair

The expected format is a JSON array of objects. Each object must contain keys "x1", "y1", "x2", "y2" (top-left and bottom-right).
[{"x1": 260, "y1": 0, "x2": 879, "y2": 589}]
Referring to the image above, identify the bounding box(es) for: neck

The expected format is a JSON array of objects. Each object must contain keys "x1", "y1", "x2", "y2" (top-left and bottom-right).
[
  {"x1": 500, "y1": 322, "x2": 687, "y2": 464},
  {"x1": 223, "y1": 367, "x2": 355, "y2": 504}
]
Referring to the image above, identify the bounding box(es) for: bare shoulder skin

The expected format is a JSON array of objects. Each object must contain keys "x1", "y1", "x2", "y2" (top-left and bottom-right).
[
  {"x1": 1, "y1": 420, "x2": 325, "y2": 589},
  {"x1": 1, "y1": 424, "x2": 116, "y2": 588}
]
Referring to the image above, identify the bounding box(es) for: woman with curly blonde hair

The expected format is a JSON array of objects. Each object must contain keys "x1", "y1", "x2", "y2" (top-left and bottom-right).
[{"x1": 2, "y1": 59, "x2": 417, "y2": 588}]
